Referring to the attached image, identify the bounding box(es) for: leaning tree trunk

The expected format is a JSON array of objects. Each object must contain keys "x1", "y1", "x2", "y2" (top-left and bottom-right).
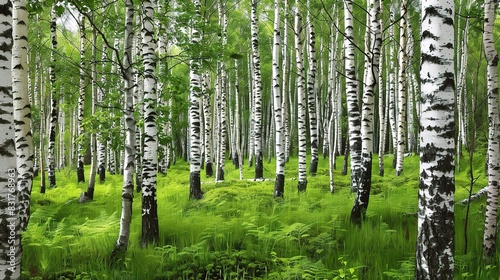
[
  {"x1": 415, "y1": 0, "x2": 455, "y2": 278},
  {"x1": 395, "y1": 1, "x2": 408, "y2": 176},
  {"x1": 47, "y1": 5, "x2": 58, "y2": 188},
  {"x1": 482, "y1": 0, "x2": 500, "y2": 260},
  {"x1": 295, "y1": 0, "x2": 307, "y2": 192},
  {"x1": 272, "y1": 0, "x2": 285, "y2": 198},
  {"x1": 344, "y1": 0, "x2": 361, "y2": 192},
  {"x1": 351, "y1": 0, "x2": 381, "y2": 224},
  {"x1": 141, "y1": 0, "x2": 160, "y2": 247},
  {"x1": 251, "y1": 0, "x2": 264, "y2": 179},
  {"x1": 189, "y1": 0, "x2": 204, "y2": 200},
  {"x1": 0, "y1": 2, "x2": 21, "y2": 277},
  {"x1": 306, "y1": 0, "x2": 318, "y2": 176},
  {"x1": 112, "y1": 0, "x2": 135, "y2": 255},
  {"x1": 13, "y1": 0, "x2": 34, "y2": 232}
]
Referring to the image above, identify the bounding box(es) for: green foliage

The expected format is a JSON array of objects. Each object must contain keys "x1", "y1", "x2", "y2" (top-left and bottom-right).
[{"x1": 22, "y1": 154, "x2": 497, "y2": 279}]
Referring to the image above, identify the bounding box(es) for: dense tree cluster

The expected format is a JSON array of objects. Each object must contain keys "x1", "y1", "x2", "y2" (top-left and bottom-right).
[{"x1": 0, "y1": 0, "x2": 499, "y2": 278}]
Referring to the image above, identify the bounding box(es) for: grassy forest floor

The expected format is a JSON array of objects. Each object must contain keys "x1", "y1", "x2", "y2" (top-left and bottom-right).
[{"x1": 22, "y1": 153, "x2": 499, "y2": 279}]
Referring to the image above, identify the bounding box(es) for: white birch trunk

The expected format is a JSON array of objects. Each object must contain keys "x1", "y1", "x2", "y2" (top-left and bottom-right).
[
  {"x1": 47, "y1": 5, "x2": 58, "y2": 188},
  {"x1": 113, "y1": 0, "x2": 135, "y2": 254},
  {"x1": 13, "y1": 0, "x2": 33, "y2": 232},
  {"x1": 395, "y1": 1, "x2": 408, "y2": 176},
  {"x1": 352, "y1": 0, "x2": 381, "y2": 223},
  {"x1": 482, "y1": 0, "x2": 500, "y2": 259},
  {"x1": 189, "y1": 0, "x2": 204, "y2": 199},
  {"x1": 251, "y1": 0, "x2": 264, "y2": 179},
  {"x1": 141, "y1": 0, "x2": 159, "y2": 246},
  {"x1": 295, "y1": 0, "x2": 307, "y2": 191},
  {"x1": 416, "y1": 0, "x2": 455, "y2": 277},
  {"x1": 344, "y1": 0, "x2": 361, "y2": 192},
  {"x1": 306, "y1": 0, "x2": 318, "y2": 175},
  {"x1": 0, "y1": 2, "x2": 21, "y2": 277},
  {"x1": 202, "y1": 72, "x2": 213, "y2": 177},
  {"x1": 273, "y1": 0, "x2": 285, "y2": 198}
]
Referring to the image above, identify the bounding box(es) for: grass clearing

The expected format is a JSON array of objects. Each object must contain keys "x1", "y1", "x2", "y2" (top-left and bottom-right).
[{"x1": 22, "y1": 153, "x2": 497, "y2": 279}]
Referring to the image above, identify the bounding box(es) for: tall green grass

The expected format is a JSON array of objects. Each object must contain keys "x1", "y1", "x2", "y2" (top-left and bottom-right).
[{"x1": 22, "y1": 153, "x2": 497, "y2": 279}]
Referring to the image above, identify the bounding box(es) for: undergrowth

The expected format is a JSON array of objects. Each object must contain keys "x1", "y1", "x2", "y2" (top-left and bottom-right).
[{"x1": 22, "y1": 153, "x2": 497, "y2": 279}]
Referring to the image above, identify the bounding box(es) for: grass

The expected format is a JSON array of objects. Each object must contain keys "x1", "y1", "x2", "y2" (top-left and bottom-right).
[{"x1": 21, "y1": 153, "x2": 498, "y2": 279}]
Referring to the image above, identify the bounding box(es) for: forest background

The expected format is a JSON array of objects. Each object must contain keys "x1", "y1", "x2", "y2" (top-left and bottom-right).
[{"x1": 0, "y1": 0, "x2": 499, "y2": 278}]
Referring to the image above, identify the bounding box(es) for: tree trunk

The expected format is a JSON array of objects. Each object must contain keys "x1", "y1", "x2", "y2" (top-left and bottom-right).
[
  {"x1": 77, "y1": 13, "x2": 86, "y2": 183},
  {"x1": 189, "y1": 0, "x2": 204, "y2": 200},
  {"x1": 13, "y1": 0, "x2": 33, "y2": 232},
  {"x1": 97, "y1": 43, "x2": 107, "y2": 183},
  {"x1": 141, "y1": 0, "x2": 160, "y2": 247},
  {"x1": 134, "y1": 15, "x2": 144, "y2": 193},
  {"x1": 351, "y1": 0, "x2": 381, "y2": 224},
  {"x1": 482, "y1": 0, "x2": 499, "y2": 260},
  {"x1": 415, "y1": 0, "x2": 455, "y2": 277},
  {"x1": 377, "y1": 0, "x2": 386, "y2": 177},
  {"x1": 395, "y1": 1, "x2": 408, "y2": 176},
  {"x1": 251, "y1": 0, "x2": 264, "y2": 179},
  {"x1": 234, "y1": 60, "x2": 244, "y2": 180},
  {"x1": 295, "y1": 0, "x2": 307, "y2": 192},
  {"x1": 0, "y1": 2, "x2": 21, "y2": 276},
  {"x1": 388, "y1": 5, "x2": 397, "y2": 166},
  {"x1": 282, "y1": 0, "x2": 290, "y2": 163},
  {"x1": 202, "y1": 72, "x2": 213, "y2": 177},
  {"x1": 272, "y1": 0, "x2": 285, "y2": 198},
  {"x1": 81, "y1": 27, "x2": 99, "y2": 203},
  {"x1": 47, "y1": 5, "x2": 58, "y2": 188},
  {"x1": 112, "y1": 0, "x2": 135, "y2": 256},
  {"x1": 344, "y1": 0, "x2": 361, "y2": 192},
  {"x1": 306, "y1": 0, "x2": 318, "y2": 176}
]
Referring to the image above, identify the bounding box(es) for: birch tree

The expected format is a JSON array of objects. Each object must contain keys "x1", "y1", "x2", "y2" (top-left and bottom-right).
[
  {"x1": 77, "y1": 13, "x2": 86, "y2": 183},
  {"x1": 377, "y1": 0, "x2": 386, "y2": 177},
  {"x1": 482, "y1": 0, "x2": 499, "y2": 260},
  {"x1": 141, "y1": 0, "x2": 160, "y2": 246},
  {"x1": 344, "y1": 0, "x2": 361, "y2": 192},
  {"x1": 13, "y1": 0, "x2": 33, "y2": 231},
  {"x1": 202, "y1": 72, "x2": 213, "y2": 177},
  {"x1": 251, "y1": 0, "x2": 264, "y2": 179},
  {"x1": 189, "y1": 0, "x2": 204, "y2": 199},
  {"x1": 216, "y1": 0, "x2": 227, "y2": 182},
  {"x1": 0, "y1": 1, "x2": 21, "y2": 277},
  {"x1": 388, "y1": 5, "x2": 397, "y2": 167},
  {"x1": 295, "y1": 0, "x2": 307, "y2": 191},
  {"x1": 272, "y1": 0, "x2": 285, "y2": 198},
  {"x1": 351, "y1": 0, "x2": 381, "y2": 224},
  {"x1": 112, "y1": 0, "x2": 135, "y2": 255},
  {"x1": 395, "y1": 1, "x2": 408, "y2": 176},
  {"x1": 80, "y1": 28, "x2": 98, "y2": 202},
  {"x1": 47, "y1": 4, "x2": 58, "y2": 188},
  {"x1": 415, "y1": 0, "x2": 455, "y2": 277},
  {"x1": 306, "y1": 0, "x2": 318, "y2": 175}
]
